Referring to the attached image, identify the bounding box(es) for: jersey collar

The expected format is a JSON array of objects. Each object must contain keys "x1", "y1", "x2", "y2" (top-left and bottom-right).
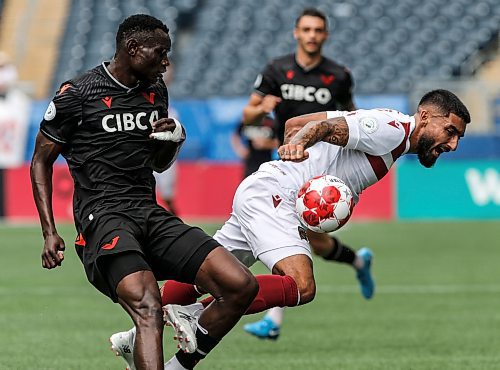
[
  {"x1": 101, "y1": 61, "x2": 140, "y2": 92},
  {"x1": 403, "y1": 116, "x2": 417, "y2": 155},
  {"x1": 294, "y1": 54, "x2": 324, "y2": 72}
]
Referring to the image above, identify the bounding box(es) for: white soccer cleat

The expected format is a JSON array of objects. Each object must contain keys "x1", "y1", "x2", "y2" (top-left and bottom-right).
[
  {"x1": 110, "y1": 327, "x2": 136, "y2": 370},
  {"x1": 163, "y1": 304, "x2": 199, "y2": 354}
]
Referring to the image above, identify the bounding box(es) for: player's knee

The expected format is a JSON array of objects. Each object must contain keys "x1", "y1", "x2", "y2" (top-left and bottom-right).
[
  {"x1": 133, "y1": 297, "x2": 163, "y2": 328},
  {"x1": 124, "y1": 289, "x2": 163, "y2": 328},
  {"x1": 297, "y1": 280, "x2": 316, "y2": 305},
  {"x1": 244, "y1": 273, "x2": 259, "y2": 304},
  {"x1": 228, "y1": 270, "x2": 259, "y2": 308}
]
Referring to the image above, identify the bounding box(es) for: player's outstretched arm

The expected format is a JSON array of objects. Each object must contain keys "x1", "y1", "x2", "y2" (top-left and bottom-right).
[
  {"x1": 279, "y1": 117, "x2": 350, "y2": 161},
  {"x1": 30, "y1": 132, "x2": 66, "y2": 269},
  {"x1": 283, "y1": 112, "x2": 328, "y2": 144}
]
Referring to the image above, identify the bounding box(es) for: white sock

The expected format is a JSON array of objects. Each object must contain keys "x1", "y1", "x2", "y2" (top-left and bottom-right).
[
  {"x1": 164, "y1": 354, "x2": 188, "y2": 370},
  {"x1": 265, "y1": 307, "x2": 285, "y2": 326},
  {"x1": 353, "y1": 255, "x2": 365, "y2": 270}
]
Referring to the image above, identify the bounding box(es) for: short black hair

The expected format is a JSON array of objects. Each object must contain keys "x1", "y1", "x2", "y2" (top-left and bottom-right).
[
  {"x1": 116, "y1": 14, "x2": 169, "y2": 49},
  {"x1": 418, "y1": 89, "x2": 471, "y2": 124},
  {"x1": 295, "y1": 8, "x2": 328, "y2": 29}
]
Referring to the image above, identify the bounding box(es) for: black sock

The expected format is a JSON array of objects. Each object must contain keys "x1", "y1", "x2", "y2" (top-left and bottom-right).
[
  {"x1": 175, "y1": 326, "x2": 220, "y2": 369},
  {"x1": 323, "y1": 236, "x2": 356, "y2": 264}
]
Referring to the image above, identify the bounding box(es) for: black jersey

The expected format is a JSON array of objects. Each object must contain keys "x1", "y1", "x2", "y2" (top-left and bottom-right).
[
  {"x1": 254, "y1": 53, "x2": 353, "y2": 143},
  {"x1": 40, "y1": 62, "x2": 169, "y2": 229},
  {"x1": 236, "y1": 116, "x2": 277, "y2": 177}
]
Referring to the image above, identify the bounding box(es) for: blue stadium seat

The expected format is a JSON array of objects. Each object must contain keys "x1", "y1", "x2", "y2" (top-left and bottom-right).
[{"x1": 51, "y1": 0, "x2": 500, "y2": 97}]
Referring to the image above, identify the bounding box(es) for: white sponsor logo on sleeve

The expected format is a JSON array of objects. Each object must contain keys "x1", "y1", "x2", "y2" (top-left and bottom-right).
[
  {"x1": 44, "y1": 101, "x2": 56, "y2": 121},
  {"x1": 359, "y1": 117, "x2": 378, "y2": 134}
]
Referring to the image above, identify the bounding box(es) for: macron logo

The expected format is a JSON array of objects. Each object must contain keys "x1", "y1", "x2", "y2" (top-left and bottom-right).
[
  {"x1": 272, "y1": 195, "x2": 282, "y2": 208},
  {"x1": 465, "y1": 168, "x2": 500, "y2": 206}
]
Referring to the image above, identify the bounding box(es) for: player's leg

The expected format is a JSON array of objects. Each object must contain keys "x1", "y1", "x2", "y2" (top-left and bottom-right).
[
  {"x1": 111, "y1": 265, "x2": 164, "y2": 370},
  {"x1": 145, "y1": 208, "x2": 258, "y2": 369},
  {"x1": 198, "y1": 247, "x2": 312, "y2": 309},
  {"x1": 165, "y1": 246, "x2": 259, "y2": 369},
  {"x1": 307, "y1": 231, "x2": 375, "y2": 299},
  {"x1": 82, "y1": 215, "x2": 165, "y2": 370},
  {"x1": 100, "y1": 252, "x2": 164, "y2": 370},
  {"x1": 158, "y1": 213, "x2": 258, "y2": 308},
  {"x1": 160, "y1": 280, "x2": 203, "y2": 305},
  {"x1": 222, "y1": 173, "x2": 315, "y2": 340},
  {"x1": 243, "y1": 306, "x2": 285, "y2": 340},
  {"x1": 108, "y1": 211, "x2": 256, "y2": 367}
]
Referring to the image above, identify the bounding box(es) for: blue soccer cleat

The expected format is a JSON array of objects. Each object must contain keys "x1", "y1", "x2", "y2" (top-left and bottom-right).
[
  {"x1": 356, "y1": 247, "x2": 375, "y2": 299},
  {"x1": 243, "y1": 316, "x2": 280, "y2": 340}
]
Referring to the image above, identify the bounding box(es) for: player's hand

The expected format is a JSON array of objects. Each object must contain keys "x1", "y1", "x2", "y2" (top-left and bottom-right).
[
  {"x1": 261, "y1": 95, "x2": 281, "y2": 113},
  {"x1": 278, "y1": 144, "x2": 309, "y2": 162},
  {"x1": 150, "y1": 117, "x2": 184, "y2": 142},
  {"x1": 41, "y1": 234, "x2": 66, "y2": 269},
  {"x1": 151, "y1": 117, "x2": 177, "y2": 133}
]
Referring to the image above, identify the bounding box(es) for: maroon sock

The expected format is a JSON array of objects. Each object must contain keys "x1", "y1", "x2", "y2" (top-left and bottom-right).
[
  {"x1": 200, "y1": 275, "x2": 299, "y2": 314},
  {"x1": 160, "y1": 280, "x2": 202, "y2": 306}
]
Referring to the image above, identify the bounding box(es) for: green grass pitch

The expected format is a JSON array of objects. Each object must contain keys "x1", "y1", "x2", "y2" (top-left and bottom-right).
[{"x1": 1, "y1": 220, "x2": 499, "y2": 369}]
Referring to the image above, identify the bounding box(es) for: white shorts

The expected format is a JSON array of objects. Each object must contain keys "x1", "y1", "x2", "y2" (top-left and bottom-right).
[
  {"x1": 213, "y1": 171, "x2": 312, "y2": 271},
  {"x1": 154, "y1": 162, "x2": 177, "y2": 199}
]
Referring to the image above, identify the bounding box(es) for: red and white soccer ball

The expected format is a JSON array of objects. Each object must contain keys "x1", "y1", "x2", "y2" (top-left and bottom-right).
[{"x1": 296, "y1": 175, "x2": 354, "y2": 233}]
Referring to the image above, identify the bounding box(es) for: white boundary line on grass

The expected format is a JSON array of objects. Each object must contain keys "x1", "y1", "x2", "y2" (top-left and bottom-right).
[{"x1": 317, "y1": 284, "x2": 500, "y2": 294}]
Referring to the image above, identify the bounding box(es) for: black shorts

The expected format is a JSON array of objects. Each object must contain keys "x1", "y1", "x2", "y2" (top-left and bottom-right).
[{"x1": 74, "y1": 203, "x2": 219, "y2": 302}]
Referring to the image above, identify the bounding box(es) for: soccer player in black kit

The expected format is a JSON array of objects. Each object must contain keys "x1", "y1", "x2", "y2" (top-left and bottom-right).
[
  {"x1": 231, "y1": 115, "x2": 279, "y2": 178},
  {"x1": 30, "y1": 14, "x2": 258, "y2": 370},
  {"x1": 242, "y1": 8, "x2": 374, "y2": 340},
  {"x1": 243, "y1": 8, "x2": 355, "y2": 144}
]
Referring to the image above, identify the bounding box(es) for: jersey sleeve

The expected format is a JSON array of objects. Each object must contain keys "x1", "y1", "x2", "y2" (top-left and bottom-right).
[
  {"x1": 253, "y1": 62, "x2": 280, "y2": 96},
  {"x1": 40, "y1": 82, "x2": 82, "y2": 144},
  {"x1": 341, "y1": 109, "x2": 406, "y2": 156}
]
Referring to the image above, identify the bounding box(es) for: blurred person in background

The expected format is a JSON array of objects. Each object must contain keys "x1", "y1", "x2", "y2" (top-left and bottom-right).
[
  {"x1": 0, "y1": 51, "x2": 18, "y2": 98},
  {"x1": 230, "y1": 115, "x2": 279, "y2": 179},
  {"x1": 243, "y1": 8, "x2": 355, "y2": 144},
  {"x1": 241, "y1": 7, "x2": 365, "y2": 340},
  {"x1": 0, "y1": 51, "x2": 31, "y2": 168}
]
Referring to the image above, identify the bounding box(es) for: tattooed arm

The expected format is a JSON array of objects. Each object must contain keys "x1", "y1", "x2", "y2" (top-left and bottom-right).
[
  {"x1": 283, "y1": 112, "x2": 327, "y2": 144},
  {"x1": 279, "y1": 117, "x2": 349, "y2": 162},
  {"x1": 290, "y1": 117, "x2": 349, "y2": 147}
]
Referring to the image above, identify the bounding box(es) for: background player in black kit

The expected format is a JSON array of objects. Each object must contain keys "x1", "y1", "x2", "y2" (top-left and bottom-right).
[
  {"x1": 30, "y1": 14, "x2": 258, "y2": 370},
  {"x1": 243, "y1": 8, "x2": 355, "y2": 144},
  {"x1": 231, "y1": 115, "x2": 279, "y2": 179},
  {"x1": 241, "y1": 8, "x2": 374, "y2": 340}
]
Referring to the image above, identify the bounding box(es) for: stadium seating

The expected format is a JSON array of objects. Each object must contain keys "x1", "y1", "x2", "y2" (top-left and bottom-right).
[
  {"x1": 51, "y1": 0, "x2": 197, "y2": 91},
  {"x1": 51, "y1": 0, "x2": 500, "y2": 97}
]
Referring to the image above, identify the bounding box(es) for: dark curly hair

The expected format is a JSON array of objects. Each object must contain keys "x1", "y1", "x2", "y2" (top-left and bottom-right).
[
  {"x1": 116, "y1": 14, "x2": 169, "y2": 49},
  {"x1": 419, "y1": 89, "x2": 471, "y2": 124},
  {"x1": 295, "y1": 8, "x2": 328, "y2": 29}
]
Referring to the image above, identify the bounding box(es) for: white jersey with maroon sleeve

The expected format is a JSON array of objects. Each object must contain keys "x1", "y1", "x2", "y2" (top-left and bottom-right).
[
  {"x1": 257, "y1": 108, "x2": 415, "y2": 203},
  {"x1": 214, "y1": 108, "x2": 415, "y2": 269}
]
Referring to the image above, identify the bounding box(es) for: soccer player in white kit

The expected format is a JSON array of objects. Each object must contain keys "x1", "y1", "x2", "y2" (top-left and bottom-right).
[{"x1": 110, "y1": 90, "x2": 470, "y2": 370}]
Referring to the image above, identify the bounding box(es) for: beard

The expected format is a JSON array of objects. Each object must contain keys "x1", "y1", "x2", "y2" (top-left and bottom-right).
[{"x1": 417, "y1": 134, "x2": 438, "y2": 168}]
